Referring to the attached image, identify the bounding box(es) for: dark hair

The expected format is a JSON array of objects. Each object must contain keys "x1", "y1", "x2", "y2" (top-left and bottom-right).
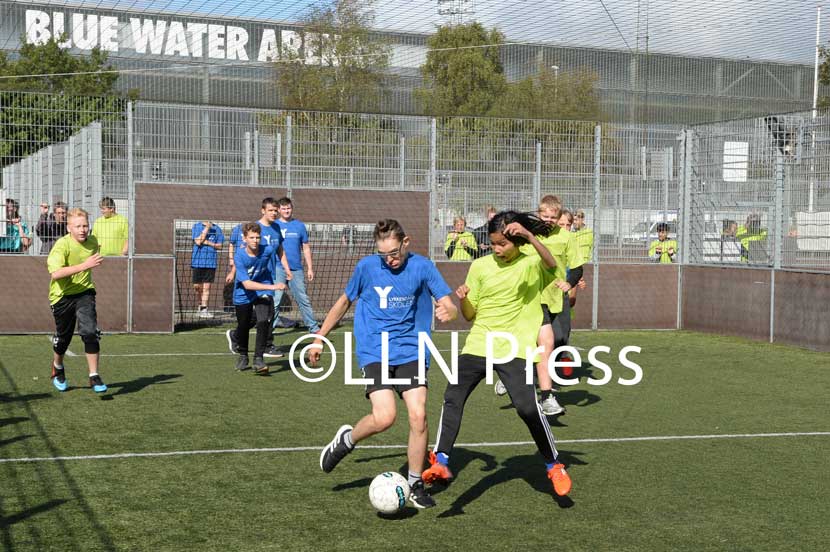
[
  {"x1": 723, "y1": 219, "x2": 737, "y2": 230},
  {"x1": 99, "y1": 197, "x2": 116, "y2": 209},
  {"x1": 54, "y1": 201, "x2": 68, "y2": 210},
  {"x1": 373, "y1": 219, "x2": 406, "y2": 242},
  {"x1": 656, "y1": 223, "x2": 669, "y2": 232},
  {"x1": 488, "y1": 210, "x2": 552, "y2": 245},
  {"x1": 261, "y1": 197, "x2": 278, "y2": 209},
  {"x1": 242, "y1": 221, "x2": 261, "y2": 236},
  {"x1": 277, "y1": 197, "x2": 293, "y2": 207}
]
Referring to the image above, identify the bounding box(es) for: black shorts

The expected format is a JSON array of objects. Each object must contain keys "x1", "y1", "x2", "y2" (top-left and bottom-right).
[
  {"x1": 192, "y1": 267, "x2": 216, "y2": 284},
  {"x1": 541, "y1": 304, "x2": 561, "y2": 326},
  {"x1": 362, "y1": 360, "x2": 426, "y2": 399}
]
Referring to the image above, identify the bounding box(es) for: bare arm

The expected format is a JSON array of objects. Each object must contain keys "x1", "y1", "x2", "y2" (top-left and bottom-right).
[
  {"x1": 302, "y1": 242, "x2": 314, "y2": 281},
  {"x1": 241, "y1": 280, "x2": 286, "y2": 292},
  {"x1": 455, "y1": 285, "x2": 476, "y2": 321},
  {"x1": 308, "y1": 293, "x2": 352, "y2": 363},
  {"x1": 434, "y1": 295, "x2": 458, "y2": 323},
  {"x1": 51, "y1": 254, "x2": 103, "y2": 280}
]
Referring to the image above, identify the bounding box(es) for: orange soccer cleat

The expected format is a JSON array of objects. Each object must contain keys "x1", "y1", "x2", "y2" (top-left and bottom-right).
[
  {"x1": 547, "y1": 463, "x2": 572, "y2": 496},
  {"x1": 421, "y1": 451, "x2": 454, "y2": 484}
]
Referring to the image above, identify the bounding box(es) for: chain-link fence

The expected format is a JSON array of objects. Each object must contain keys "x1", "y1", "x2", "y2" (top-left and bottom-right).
[{"x1": 2, "y1": 91, "x2": 829, "y2": 336}]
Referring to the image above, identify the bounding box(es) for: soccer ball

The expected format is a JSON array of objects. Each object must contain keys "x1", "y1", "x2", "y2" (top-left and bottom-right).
[{"x1": 368, "y1": 471, "x2": 410, "y2": 514}]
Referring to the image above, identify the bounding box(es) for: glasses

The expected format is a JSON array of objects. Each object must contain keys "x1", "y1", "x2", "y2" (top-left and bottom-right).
[
  {"x1": 375, "y1": 247, "x2": 403, "y2": 259},
  {"x1": 575, "y1": 214, "x2": 584, "y2": 218}
]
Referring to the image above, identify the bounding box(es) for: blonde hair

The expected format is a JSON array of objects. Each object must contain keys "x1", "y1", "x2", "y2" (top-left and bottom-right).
[
  {"x1": 560, "y1": 209, "x2": 574, "y2": 224},
  {"x1": 67, "y1": 208, "x2": 89, "y2": 220},
  {"x1": 539, "y1": 195, "x2": 562, "y2": 213},
  {"x1": 453, "y1": 216, "x2": 466, "y2": 226}
]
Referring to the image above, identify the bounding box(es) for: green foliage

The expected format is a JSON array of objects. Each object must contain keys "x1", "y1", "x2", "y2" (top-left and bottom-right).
[
  {"x1": 489, "y1": 68, "x2": 602, "y2": 122},
  {"x1": 818, "y1": 46, "x2": 830, "y2": 110},
  {"x1": 417, "y1": 23, "x2": 506, "y2": 117},
  {"x1": 0, "y1": 37, "x2": 128, "y2": 169},
  {"x1": 276, "y1": 0, "x2": 390, "y2": 113}
]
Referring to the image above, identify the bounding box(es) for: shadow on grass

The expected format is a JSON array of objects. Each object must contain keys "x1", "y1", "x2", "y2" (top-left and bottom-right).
[
  {"x1": 0, "y1": 360, "x2": 117, "y2": 551},
  {"x1": 0, "y1": 392, "x2": 52, "y2": 405},
  {"x1": 106, "y1": 374, "x2": 182, "y2": 397},
  {"x1": 436, "y1": 450, "x2": 587, "y2": 517},
  {"x1": 377, "y1": 507, "x2": 418, "y2": 520},
  {"x1": 0, "y1": 416, "x2": 29, "y2": 428},
  {"x1": 0, "y1": 499, "x2": 68, "y2": 529},
  {"x1": 332, "y1": 477, "x2": 374, "y2": 492},
  {"x1": 0, "y1": 434, "x2": 32, "y2": 448}
]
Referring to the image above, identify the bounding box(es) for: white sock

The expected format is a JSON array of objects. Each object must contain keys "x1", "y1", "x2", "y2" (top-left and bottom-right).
[
  {"x1": 54, "y1": 362, "x2": 64, "y2": 370},
  {"x1": 408, "y1": 471, "x2": 421, "y2": 486},
  {"x1": 89, "y1": 372, "x2": 98, "y2": 377}
]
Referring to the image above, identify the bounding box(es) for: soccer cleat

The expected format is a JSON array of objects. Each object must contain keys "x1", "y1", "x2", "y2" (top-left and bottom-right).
[
  {"x1": 409, "y1": 480, "x2": 436, "y2": 509},
  {"x1": 51, "y1": 364, "x2": 68, "y2": 392},
  {"x1": 263, "y1": 345, "x2": 284, "y2": 359},
  {"x1": 320, "y1": 424, "x2": 354, "y2": 473},
  {"x1": 235, "y1": 354, "x2": 249, "y2": 371},
  {"x1": 253, "y1": 356, "x2": 268, "y2": 375},
  {"x1": 226, "y1": 329, "x2": 239, "y2": 354},
  {"x1": 198, "y1": 308, "x2": 213, "y2": 319},
  {"x1": 494, "y1": 379, "x2": 507, "y2": 396},
  {"x1": 547, "y1": 463, "x2": 572, "y2": 496},
  {"x1": 421, "y1": 451, "x2": 453, "y2": 484},
  {"x1": 540, "y1": 395, "x2": 565, "y2": 416},
  {"x1": 89, "y1": 374, "x2": 107, "y2": 394}
]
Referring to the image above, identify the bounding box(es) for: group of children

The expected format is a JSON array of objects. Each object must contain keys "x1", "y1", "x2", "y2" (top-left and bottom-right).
[
  {"x1": 315, "y1": 195, "x2": 593, "y2": 509},
  {"x1": 44, "y1": 192, "x2": 589, "y2": 508}
]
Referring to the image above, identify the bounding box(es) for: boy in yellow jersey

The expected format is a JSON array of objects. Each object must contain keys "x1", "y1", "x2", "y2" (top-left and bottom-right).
[
  {"x1": 444, "y1": 216, "x2": 478, "y2": 260},
  {"x1": 527, "y1": 198, "x2": 585, "y2": 416},
  {"x1": 91, "y1": 197, "x2": 129, "y2": 256},
  {"x1": 423, "y1": 211, "x2": 572, "y2": 498},
  {"x1": 572, "y1": 208, "x2": 594, "y2": 261},
  {"x1": 648, "y1": 223, "x2": 677, "y2": 264},
  {"x1": 47, "y1": 208, "x2": 107, "y2": 393}
]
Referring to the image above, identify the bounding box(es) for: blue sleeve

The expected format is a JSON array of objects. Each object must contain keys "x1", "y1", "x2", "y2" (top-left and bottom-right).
[
  {"x1": 300, "y1": 223, "x2": 309, "y2": 244},
  {"x1": 344, "y1": 260, "x2": 364, "y2": 302},
  {"x1": 215, "y1": 226, "x2": 225, "y2": 244},
  {"x1": 230, "y1": 225, "x2": 241, "y2": 247},
  {"x1": 424, "y1": 260, "x2": 452, "y2": 300},
  {"x1": 234, "y1": 249, "x2": 251, "y2": 283},
  {"x1": 192, "y1": 223, "x2": 202, "y2": 240}
]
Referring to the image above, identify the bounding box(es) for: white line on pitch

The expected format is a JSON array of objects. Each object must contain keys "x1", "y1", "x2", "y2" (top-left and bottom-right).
[{"x1": 2, "y1": 431, "x2": 828, "y2": 464}]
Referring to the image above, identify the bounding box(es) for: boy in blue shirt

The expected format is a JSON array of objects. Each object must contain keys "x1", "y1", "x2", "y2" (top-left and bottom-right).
[
  {"x1": 275, "y1": 197, "x2": 320, "y2": 333},
  {"x1": 309, "y1": 219, "x2": 458, "y2": 509},
  {"x1": 191, "y1": 220, "x2": 225, "y2": 318},
  {"x1": 233, "y1": 222, "x2": 287, "y2": 374}
]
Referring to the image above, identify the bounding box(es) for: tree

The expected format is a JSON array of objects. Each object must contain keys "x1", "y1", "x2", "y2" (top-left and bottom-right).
[
  {"x1": 489, "y1": 68, "x2": 602, "y2": 122},
  {"x1": 818, "y1": 46, "x2": 830, "y2": 110},
  {"x1": 0, "y1": 37, "x2": 127, "y2": 166},
  {"x1": 417, "y1": 22, "x2": 506, "y2": 117},
  {"x1": 275, "y1": 0, "x2": 390, "y2": 113}
]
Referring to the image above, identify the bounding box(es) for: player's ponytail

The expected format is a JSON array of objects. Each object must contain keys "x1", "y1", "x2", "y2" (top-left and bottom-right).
[{"x1": 488, "y1": 211, "x2": 552, "y2": 245}]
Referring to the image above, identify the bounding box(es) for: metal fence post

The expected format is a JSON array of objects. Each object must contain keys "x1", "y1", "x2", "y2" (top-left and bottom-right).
[
  {"x1": 399, "y1": 134, "x2": 406, "y2": 190},
  {"x1": 127, "y1": 101, "x2": 135, "y2": 333},
  {"x1": 429, "y1": 118, "x2": 437, "y2": 259},
  {"x1": 770, "y1": 151, "x2": 784, "y2": 343},
  {"x1": 534, "y1": 141, "x2": 542, "y2": 206},
  {"x1": 592, "y1": 124, "x2": 601, "y2": 331},
  {"x1": 253, "y1": 129, "x2": 260, "y2": 187},
  {"x1": 285, "y1": 115, "x2": 292, "y2": 196}
]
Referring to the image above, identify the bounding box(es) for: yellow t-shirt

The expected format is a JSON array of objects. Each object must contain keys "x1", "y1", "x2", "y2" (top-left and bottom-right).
[
  {"x1": 92, "y1": 214, "x2": 128, "y2": 256},
  {"x1": 461, "y1": 253, "x2": 555, "y2": 360},
  {"x1": 47, "y1": 234, "x2": 98, "y2": 305},
  {"x1": 648, "y1": 239, "x2": 678, "y2": 264},
  {"x1": 520, "y1": 227, "x2": 586, "y2": 314},
  {"x1": 444, "y1": 231, "x2": 478, "y2": 261},
  {"x1": 573, "y1": 227, "x2": 594, "y2": 262}
]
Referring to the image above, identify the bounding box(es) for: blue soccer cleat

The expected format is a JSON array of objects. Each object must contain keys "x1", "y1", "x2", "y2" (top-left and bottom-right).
[
  {"x1": 51, "y1": 364, "x2": 68, "y2": 392},
  {"x1": 89, "y1": 374, "x2": 107, "y2": 393}
]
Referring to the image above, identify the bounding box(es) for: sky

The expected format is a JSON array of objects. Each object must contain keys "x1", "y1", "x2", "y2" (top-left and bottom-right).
[{"x1": 9, "y1": 0, "x2": 830, "y2": 64}]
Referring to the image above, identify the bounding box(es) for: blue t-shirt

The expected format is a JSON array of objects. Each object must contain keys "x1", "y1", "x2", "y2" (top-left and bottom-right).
[
  {"x1": 275, "y1": 218, "x2": 308, "y2": 271},
  {"x1": 345, "y1": 253, "x2": 452, "y2": 367},
  {"x1": 190, "y1": 223, "x2": 225, "y2": 268},
  {"x1": 258, "y1": 221, "x2": 283, "y2": 276},
  {"x1": 229, "y1": 224, "x2": 245, "y2": 253},
  {"x1": 234, "y1": 244, "x2": 277, "y2": 305}
]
